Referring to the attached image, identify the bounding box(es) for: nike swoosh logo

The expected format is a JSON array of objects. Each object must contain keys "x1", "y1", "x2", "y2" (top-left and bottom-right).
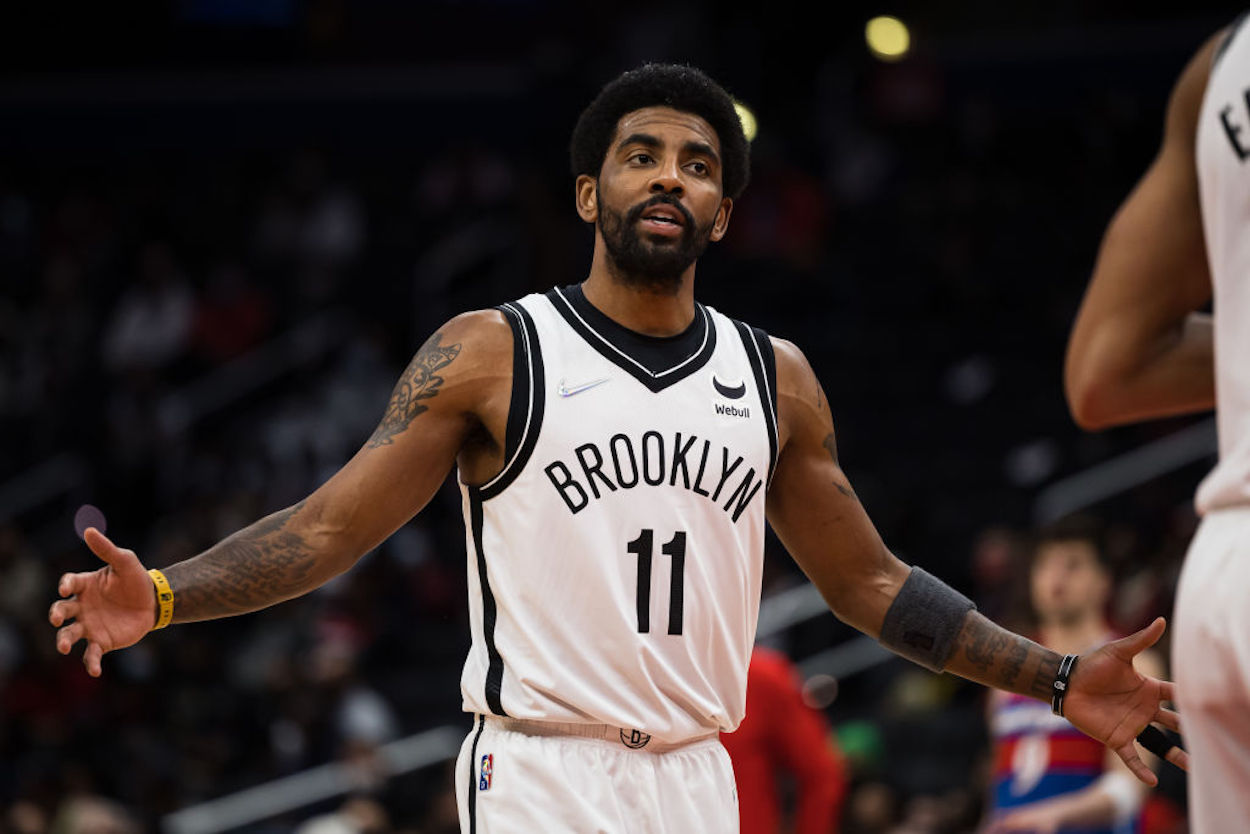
[
  {"x1": 712, "y1": 376, "x2": 747, "y2": 400},
  {"x1": 558, "y1": 377, "x2": 610, "y2": 397}
]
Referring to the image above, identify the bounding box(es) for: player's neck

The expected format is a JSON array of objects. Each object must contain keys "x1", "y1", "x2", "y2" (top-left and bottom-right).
[
  {"x1": 582, "y1": 251, "x2": 697, "y2": 337},
  {"x1": 1040, "y1": 616, "x2": 1111, "y2": 655}
]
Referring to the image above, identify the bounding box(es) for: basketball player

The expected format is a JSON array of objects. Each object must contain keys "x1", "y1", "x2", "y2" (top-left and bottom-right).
[
  {"x1": 1064, "y1": 14, "x2": 1250, "y2": 834},
  {"x1": 983, "y1": 518, "x2": 1163, "y2": 834},
  {"x1": 51, "y1": 64, "x2": 1183, "y2": 833}
]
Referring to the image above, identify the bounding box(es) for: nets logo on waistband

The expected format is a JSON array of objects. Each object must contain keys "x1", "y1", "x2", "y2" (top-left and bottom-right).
[
  {"x1": 479, "y1": 753, "x2": 493, "y2": 791},
  {"x1": 620, "y1": 729, "x2": 652, "y2": 749}
]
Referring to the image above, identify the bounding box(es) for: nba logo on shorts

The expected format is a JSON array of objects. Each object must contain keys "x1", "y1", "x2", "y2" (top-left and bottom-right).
[{"x1": 479, "y1": 753, "x2": 493, "y2": 791}]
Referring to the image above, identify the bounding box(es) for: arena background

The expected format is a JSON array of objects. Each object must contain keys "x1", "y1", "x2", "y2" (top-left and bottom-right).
[{"x1": 0, "y1": 2, "x2": 1237, "y2": 832}]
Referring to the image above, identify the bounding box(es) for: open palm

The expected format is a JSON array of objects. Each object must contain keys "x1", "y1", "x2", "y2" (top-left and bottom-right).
[
  {"x1": 48, "y1": 528, "x2": 156, "y2": 677},
  {"x1": 1061, "y1": 617, "x2": 1187, "y2": 784}
]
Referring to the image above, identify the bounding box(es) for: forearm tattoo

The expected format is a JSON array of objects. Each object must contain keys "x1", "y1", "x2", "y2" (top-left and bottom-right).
[
  {"x1": 964, "y1": 623, "x2": 1012, "y2": 674},
  {"x1": 1002, "y1": 640, "x2": 1029, "y2": 687},
  {"x1": 1029, "y1": 652, "x2": 1062, "y2": 700},
  {"x1": 367, "y1": 332, "x2": 462, "y2": 448},
  {"x1": 166, "y1": 502, "x2": 316, "y2": 622},
  {"x1": 955, "y1": 614, "x2": 1060, "y2": 698}
]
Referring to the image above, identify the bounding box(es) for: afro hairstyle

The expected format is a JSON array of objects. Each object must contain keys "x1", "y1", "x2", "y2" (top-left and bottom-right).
[{"x1": 569, "y1": 63, "x2": 751, "y2": 200}]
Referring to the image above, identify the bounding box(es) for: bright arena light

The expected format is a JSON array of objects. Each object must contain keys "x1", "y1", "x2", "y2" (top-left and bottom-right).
[
  {"x1": 733, "y1": 100, "x2": 758, "y2": 142},
  {"x1": 865, "y1": 15, "x2": 910, "y2": 62}
]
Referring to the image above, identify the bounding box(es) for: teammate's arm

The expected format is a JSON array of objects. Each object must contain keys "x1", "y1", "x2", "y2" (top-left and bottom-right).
[
  {"x1": 50, "y1": 310, "x2": 512, "y2": 676},
  {"x1": 765, "y1": 339, "x2": 1184, "y2": 784},
  {"x1": 1064, "y1": 33, "x2": 1221, "y2": 430}
]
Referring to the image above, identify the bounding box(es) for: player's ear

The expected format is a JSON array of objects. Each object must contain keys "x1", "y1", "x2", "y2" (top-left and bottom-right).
[
  {"x1": 575, "y1": 175, "x2": 598, "y2": 223},
  {"x1": 709, "y1": 197, "x2": 733, "y2": 242}
]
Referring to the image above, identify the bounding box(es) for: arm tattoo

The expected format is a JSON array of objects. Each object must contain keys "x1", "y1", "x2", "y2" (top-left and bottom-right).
[
  {"x1": 821, "y1": 432, "x2": 858, "y2": 500},
  {"x1": 1029, "y1": 652, "x2": 1062, "y2": 700},
  {"x1": 167, "y1": 502, "x2": 318, "y2": 622},
  {"x1": 821, "y1": 432, "x2": 840, "y2": 466},
  {"x1": 1002, "y1": 640, "x2": 1029, "y2": 688},
  {"x1": 954, "y1": 615, "x2": 1062, "y2": 697},
  {"x1": 963, "y1": 618, "x2": 1012, "y2": 674},
  {"x1": 367, "y1": 332, "x2": 462, "y2": 448}
]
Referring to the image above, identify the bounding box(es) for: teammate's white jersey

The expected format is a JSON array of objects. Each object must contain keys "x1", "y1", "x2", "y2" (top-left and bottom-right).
[
  {"x1": 458, "y1": 285, "x2": 779, "y2": 744},
  {"x1": 1195, "y1": 13, "x2": 1250, "y2": 514}
]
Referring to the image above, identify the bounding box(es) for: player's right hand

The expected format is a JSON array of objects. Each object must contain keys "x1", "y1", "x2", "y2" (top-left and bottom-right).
[{"x1": 48, "y1": 528, "x2": 157, "y2": 677}]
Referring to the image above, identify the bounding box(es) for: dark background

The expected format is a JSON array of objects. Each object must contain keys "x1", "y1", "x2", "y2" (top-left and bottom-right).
[{"x1": 0, "y1": 2, "x2": 1237, "y2": 832}]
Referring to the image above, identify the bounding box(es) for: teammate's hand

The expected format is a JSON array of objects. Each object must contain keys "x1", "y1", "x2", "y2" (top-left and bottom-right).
[
  {"x1": 1062, "y1": 617, "x2": 1188, "y2": 784},
  {"x1": 47, "y1": 528, "x2": 157, "y2": 677}
]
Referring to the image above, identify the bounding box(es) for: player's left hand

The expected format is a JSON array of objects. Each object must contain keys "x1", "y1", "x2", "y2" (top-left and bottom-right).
[{"x1": 1061, "y1": 616, "x2": 1188, "y2": 784}]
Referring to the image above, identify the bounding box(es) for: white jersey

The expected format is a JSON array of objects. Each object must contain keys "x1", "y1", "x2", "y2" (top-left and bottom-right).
[
  {"x1": 1196, "y1": 13, "x2": 1250, "y2": 514},
  {"x1": 458, "y1": 285, "x2": 779, "y2": 744}
]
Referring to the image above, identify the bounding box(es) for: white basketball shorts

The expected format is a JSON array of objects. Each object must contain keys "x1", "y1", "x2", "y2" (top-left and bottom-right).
[
  {"x1": 454, "y1": 715, "x2": 739, "y2": 833},
  {"x1": 1173, "y1": 506, "x2": 1250, "y2": 834}
]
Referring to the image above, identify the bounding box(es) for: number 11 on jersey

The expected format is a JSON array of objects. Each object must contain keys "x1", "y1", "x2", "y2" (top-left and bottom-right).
[{"x1": 627, "y1": 529, "x2": 686, "y2": 635}]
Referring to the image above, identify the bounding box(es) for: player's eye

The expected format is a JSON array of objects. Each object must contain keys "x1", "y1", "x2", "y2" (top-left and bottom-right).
[
  {"x1": 687, "y1": 160, "x2": 709, "y2": 176},
  {"x1": 630, "y1": 152, "x2": 654, "y2": 165}
]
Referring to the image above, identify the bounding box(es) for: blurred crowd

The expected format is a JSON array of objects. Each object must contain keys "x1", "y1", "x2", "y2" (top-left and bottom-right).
[{"x1": 0, "y1": 14, "x2": 1216, "y2": 832}]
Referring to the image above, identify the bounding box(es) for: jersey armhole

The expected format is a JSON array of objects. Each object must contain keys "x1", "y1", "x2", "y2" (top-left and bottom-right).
[
  {"x1": 732, "y1": 320, "x2": 780, "y2": 488},
  {"x1": 479, "y1": 302, "x2": 546, "y2": 500},
  {"x1": 1213, "y1": 10, "x2": 1250, "y2": 69}
]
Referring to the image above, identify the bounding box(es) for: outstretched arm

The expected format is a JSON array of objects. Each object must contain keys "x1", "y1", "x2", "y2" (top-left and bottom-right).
[
  {"x1": 766, "y1": 339, "x2": 1184, "y2": 784},
  {"x1": 1064, "y1": 33, "x2": 1220, "y2": 429},
  {"x1": 50, "y1": 310, "x2": 512, "y2": 674}
]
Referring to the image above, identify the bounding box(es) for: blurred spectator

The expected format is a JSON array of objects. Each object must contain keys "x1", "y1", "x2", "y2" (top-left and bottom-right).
[
  {"x1": 981, "y1": 516, "x2": 1166, "y2": 834},
  {"x1": 29, "y1": 251, "x2": 93, "y2": 408},
  {"x1": 254, "y1": 149, "x2": 366, "y2": 310},
  {"x1": 844, "y1": 781, "x2": 899, "y2": 834},
  {"x1": 101, "y1": 241, "x2": 193, "y2": 375},
  {"x1": 296, "y1": 796, "x2": 391, "y2": 834},
  {"x1": 722, "y1": 646, "x2": 847, "y2": 834},
  {"x1": 4, "y1": 800, "x2": 47, "y2": 834},
  {"x1": 0, "y1": 525, "x2": 45, "y2": 625},
  {"x1": 190, "y1": 261, "x2": 274, "y2": 366},
  {"x1": 968, "y1": 525, "x2": 1029, "y2": 632},
  {"x1": 47, "y1": 796, "x2": 137, "y2": 834}
]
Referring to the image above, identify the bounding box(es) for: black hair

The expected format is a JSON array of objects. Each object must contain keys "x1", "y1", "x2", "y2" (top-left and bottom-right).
[{"x1": 569, "y1": 63, "x2": 751, "y2": 200}]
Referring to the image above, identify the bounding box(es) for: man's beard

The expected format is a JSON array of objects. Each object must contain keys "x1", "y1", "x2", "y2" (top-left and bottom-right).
[{"x1": 597, "y1": 190, "x2": 715, "y2": 294}]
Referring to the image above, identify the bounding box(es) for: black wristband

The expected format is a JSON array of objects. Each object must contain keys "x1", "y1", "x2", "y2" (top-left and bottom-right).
[{"x1": 1051, "y1": 654, "x2": 1079, "y2": 717}]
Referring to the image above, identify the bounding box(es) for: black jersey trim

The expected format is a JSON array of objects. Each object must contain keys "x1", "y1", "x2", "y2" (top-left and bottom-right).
[
  {"x1": 479, "y1": 302, "x2": 546, "y2": 500},
  {"x1": 734, "y1": 321, "x2": 780, "y2": 488},
  {"x1": 499, "y1": 305, "x2": 527, "y2": 465},
  {"x1": 468, "y1": 492, "x2": 508, "y2": 717},
  {"x1": 467, "y1": 714, "x2": 486, "y2": 834},
  {"x1": 1214, "y1": 10, "x2": 1250, "y2": 69},
  {"x1": 546, "y1": 286, "x2": 717, "y2": 393}
]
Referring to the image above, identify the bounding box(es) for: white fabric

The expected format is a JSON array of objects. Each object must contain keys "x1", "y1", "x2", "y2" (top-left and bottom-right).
[
  {"x1": 455, "y1": 716, "x2": 739, "y2": 834},
  {"x1": 1173, "y1": 507, "x2": 1250, "y2": 834},
  {"x1": 1093, "y1": 770, "x2": 1143, "y2": 825},
  {"x1": 459, "y1": 292, "x2": 773, "y2": 743},
  {"x1": 1195, "y1": 19, "x2": 1250, "y2": 514}
]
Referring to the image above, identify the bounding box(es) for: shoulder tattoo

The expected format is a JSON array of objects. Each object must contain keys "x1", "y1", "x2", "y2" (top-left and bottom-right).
[{"x1": 367, "y1": 332, "x2": 462, "y2": 448}]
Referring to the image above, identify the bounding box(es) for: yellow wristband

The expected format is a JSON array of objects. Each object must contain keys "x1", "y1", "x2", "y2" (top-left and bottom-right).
[{"x1": 148, "y1": 568, "x2": 174, "y2": 630}]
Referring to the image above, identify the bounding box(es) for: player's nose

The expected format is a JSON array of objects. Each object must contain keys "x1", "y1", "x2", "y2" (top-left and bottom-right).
[{"x1": 648, "y1": 161, "x2": 683, "y2": 195}]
